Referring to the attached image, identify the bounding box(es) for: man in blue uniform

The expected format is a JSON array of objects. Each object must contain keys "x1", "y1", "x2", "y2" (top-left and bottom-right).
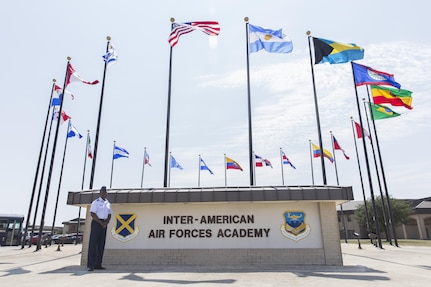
[{"x1": 87, "y1": 186, "x2": 112, "y2": 271}]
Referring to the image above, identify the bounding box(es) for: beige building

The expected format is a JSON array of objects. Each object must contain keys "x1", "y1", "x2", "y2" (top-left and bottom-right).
[
  {"x1": 337, "y1": 197, "x2": 431, "y2": 240},
  {"x1": 68, "y1": 185, "x2": 353, "y2": 267}
]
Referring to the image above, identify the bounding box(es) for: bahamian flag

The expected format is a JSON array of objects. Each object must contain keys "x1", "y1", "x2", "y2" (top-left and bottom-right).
[
  {"x1": 313, "y1": 37, "x2": 364, "y2": 64},
  {"x1": 113, "y1": 145, "x2": 129, "y2": 159},
  {"x1": 249, "y1": 24, "x2": 293, "y2": 53},
  {"x1": 370, "y1": 103, "x2": 401, "y2": 120}
]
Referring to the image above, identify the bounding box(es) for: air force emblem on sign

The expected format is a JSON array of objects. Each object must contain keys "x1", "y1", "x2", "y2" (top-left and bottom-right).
[
  {"x1": 111, "y1": 214, "x2": 139, "y2": 242},
  {"x1": 280, "y1": 211, "x2": 311, "y2": 241}
]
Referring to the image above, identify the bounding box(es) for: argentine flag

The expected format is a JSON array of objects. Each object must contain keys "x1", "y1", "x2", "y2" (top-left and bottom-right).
[{"x1": 249, "y1": 24, "x2": 293, "y2": 54}]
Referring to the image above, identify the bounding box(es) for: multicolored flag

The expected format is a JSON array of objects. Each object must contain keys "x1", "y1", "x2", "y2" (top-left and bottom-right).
[
  {"x1": 102, "y1": 44, "x2": 118, "y2": 67},
  {"x1": 170, "y1": 155, "x2": 183, "y2": 170},
  {"x1": 371, "y1": 85, "x2": 413, "y2": 110},
  {"x1": 66, "y1": 63, "x2": 99, "y2": 87},
  {"x1": 370, "y1": 103, "x2": 401, "y2": 120},
  {"x1": 67, "y1": 121, "x2": 83, "y2": 139},
  {"x1": 311, "y1": 143, "x2": 334, "y2": 163},
  {"x1": 354, "y1": 121, "x2": 371, "y2": 140},
  {"x1": 168, "y1": 21, "x2": 220, "y2": 47},
  {"x1": 255, "y1": 154, "x2": 273, "y2": 168},
  {"x1": 87, "y1": 134, "x2": 93, "y2": 159},
  {"x1": 333, "y1": 136, "x2": 350, "y2": 160},
  {"x1": 113, "y1": 145, "x2": 129, "y2": 159},
  {"x1": 281, "y1": 150, "x2": 296, "y2": 169},
  {"x1": 352, "y1": 62, "x2": 401, "y2": 89},
  {"x1": 53, "y1": 108, "x2": 70, "y2": 124},
  {"x1": 249, "y1": 24, "x2": 293, "y2": 53},
  {"x1": 51, "y1": 85, "x2": 74, "y2": 106},
  {"x1": 200, "y1": 157, "x2": 213, "y2": 174},
  {"x1": 226, "y1": 156, "x2": 243, "y2": 171},
  {"x1": 313, "y1": 37, "x2": 364, "y2": 64},
  {"x1": 144, "y1": 150, "x2": 152, "y2": 167}
]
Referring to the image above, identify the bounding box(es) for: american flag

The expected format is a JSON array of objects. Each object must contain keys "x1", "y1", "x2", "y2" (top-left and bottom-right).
[{"x1": 168, "y1": 21, "x2": 220, "y2": 47}]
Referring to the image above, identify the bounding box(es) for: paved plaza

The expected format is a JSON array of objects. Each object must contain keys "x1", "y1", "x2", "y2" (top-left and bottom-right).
[{"x1": 1, "y1": 242, "x2": 430, "y2": 286}]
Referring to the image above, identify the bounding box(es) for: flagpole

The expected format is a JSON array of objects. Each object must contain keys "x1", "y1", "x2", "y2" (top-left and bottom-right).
[
  {"x1": 331, "y1": 131, "x2": 348, "y2": 243},
  {"x1": 163, "y1": 18, "x2": 175, "y2": 188},
  {"x1": 110, "y1": 141, "x2": 115, "y2": 188},
  {"x1": 244, "y1": 17, "x2": 255, "y2": 186},
  {"x1": 224, "y1": 154, "x2": 227, "y2": 187},
  {"x1": 168, "y1": 152, "x2": 172, "y2": 187},
  {"x1": 280, "y1": 148, "x2": 285, "y2": 185},
  {"x1": 89, "y1": 36, "x2": 111, "y2": 190},
  {"x1": 309, "y1": 140, "x2": 315, "y2": 185},
  {"x1": 50, "y1": 119, "x2": 72, "y2": 236},
  {"x1": 36, "y1": 58, "x2": 71, "y2": 251},
  {"x1": 22, "y1": 80, "x2": 56, "y2": 249},
  {"x1": 366, "y1": 92, "x2": 399, "y2": 247},
  {"x1": 363, "y1": 98, "x2": 391, "y2": 243},
  {"x1": 140, "y1": 147, "x2": 147, "y2": 188},
  {"x1": 351, "y1": 62, "x2": 383, "y2": 249},
  {"x1": 28, "y1": 104, "x2": 59, "y2": 248},
  {"x1": 76, "y1": 130, "x2": 90, "y2": 244},
  {"x1": 350, "y1": 117, "x2": 372, "y2": 239},
  {"x1": 306, "y1": 31, "x2": 327, "y2": 185},
  {"x1": 198, "y1": 155, "x2": 201, "y2": 187}
]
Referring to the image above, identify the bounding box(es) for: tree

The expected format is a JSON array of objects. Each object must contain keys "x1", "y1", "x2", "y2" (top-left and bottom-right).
[{"x1": 354, "y1": 196, "x2": 412, "y2": 234}]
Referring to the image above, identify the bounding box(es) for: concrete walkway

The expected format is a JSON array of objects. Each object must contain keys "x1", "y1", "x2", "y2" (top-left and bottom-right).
[{"x1": 1, "y1": 242, "x2": 430, "y2": 286}]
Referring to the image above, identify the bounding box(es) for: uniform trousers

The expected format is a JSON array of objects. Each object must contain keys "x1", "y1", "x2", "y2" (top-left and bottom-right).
[{"x1": 87, "y1": 220, "x2": 107, "y2": 268}]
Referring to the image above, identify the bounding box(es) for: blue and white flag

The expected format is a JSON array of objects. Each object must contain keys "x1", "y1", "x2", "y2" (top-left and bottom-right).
[
  {"x1": 103, "y1": 44, "x2": 118, "y2": 67},
  {"x1": 200, "y1": 158, "x2": 214, "y2": 174},
  {"x1": 171, "y1": 155, "x2": 183, "y2": 170},
  {"x1": 249, "y1": 24, "x2": 293, "y2": 54},
  {"x1": 67, "y1": 121, "x2": 83, "y2": 139},
  {"x1": 113, "y1": 145, "x2": 129, "y2": 159}
]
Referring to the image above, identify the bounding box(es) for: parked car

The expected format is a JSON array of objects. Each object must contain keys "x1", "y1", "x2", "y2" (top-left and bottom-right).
[
  {"x1": 53, "y1": 233, "x2": 83, "y2": 244},
  {"x1": 25, "y1": 232, "x2": 51, "y2": 245}
]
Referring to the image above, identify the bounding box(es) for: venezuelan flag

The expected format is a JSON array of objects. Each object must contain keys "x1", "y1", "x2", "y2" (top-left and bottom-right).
[
  {"x1": 226, "y1": 156, "x2": 243, "y2": 171},
  {"x1": 313, "y1": 37, "x2": 364, "y2": 64}
]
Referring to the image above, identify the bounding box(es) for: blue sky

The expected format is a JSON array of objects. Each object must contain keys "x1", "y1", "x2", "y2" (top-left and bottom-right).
[{"x1": 1, "y1": 0, "x2": 430, "y2": 226}]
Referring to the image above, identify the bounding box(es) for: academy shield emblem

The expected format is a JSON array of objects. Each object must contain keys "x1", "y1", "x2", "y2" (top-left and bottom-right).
[
  {"x1": 280, "y1": 211, "x2": 311, "y2": 241},
  {"x1": 111, "y1": 213, "x2": 139, "y2": 242}
]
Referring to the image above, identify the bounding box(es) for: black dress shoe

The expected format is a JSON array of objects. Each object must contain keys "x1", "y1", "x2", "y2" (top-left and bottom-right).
[
  {"x1": 87, "y1": 267, "x2": 94, "y2": 271},
  {"x1": 94, "y1": 266, "x2": 106, "y2": 270}
]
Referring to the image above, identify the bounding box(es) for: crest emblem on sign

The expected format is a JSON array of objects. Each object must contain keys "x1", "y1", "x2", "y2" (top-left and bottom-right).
[
  {"x1": 280, "y1": 211, "x2": 311, "y2": 241},
  {"x1": 111, "y1": 213, "x2": 139, "y2": 242}
]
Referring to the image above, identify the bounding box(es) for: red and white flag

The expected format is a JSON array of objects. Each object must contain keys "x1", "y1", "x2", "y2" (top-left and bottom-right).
[
  {"x1": 354, "y1": 121, "x2": 371, "y2": 140},
  {"x1": 53, "y1": 108, "x2": 70, "y2": 124},
  {"x1": 66, "y1": 63, "x2": 99, "y2": 87},
  {"x1": 333, "y1": 136, "x2": 350, "y2": 160},
  {"x1": 168, "y1": 21, "x2": 220, "y2": 47}
]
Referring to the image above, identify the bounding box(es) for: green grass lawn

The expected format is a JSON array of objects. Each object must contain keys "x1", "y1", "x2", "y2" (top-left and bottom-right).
[{"x1": 342, "y1": 239, "x2": 431, "y2": 247}]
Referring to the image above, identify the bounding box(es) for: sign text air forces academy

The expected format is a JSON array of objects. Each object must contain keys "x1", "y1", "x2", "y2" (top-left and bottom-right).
[{"x1": 280, "y1": 211, "x2": 311, "y2": 241}]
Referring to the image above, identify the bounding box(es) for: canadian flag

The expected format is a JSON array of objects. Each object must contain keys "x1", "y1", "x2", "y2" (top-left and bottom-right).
[{"x1": 66, "y1": 63, "x2": 99, "y2": 87}]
